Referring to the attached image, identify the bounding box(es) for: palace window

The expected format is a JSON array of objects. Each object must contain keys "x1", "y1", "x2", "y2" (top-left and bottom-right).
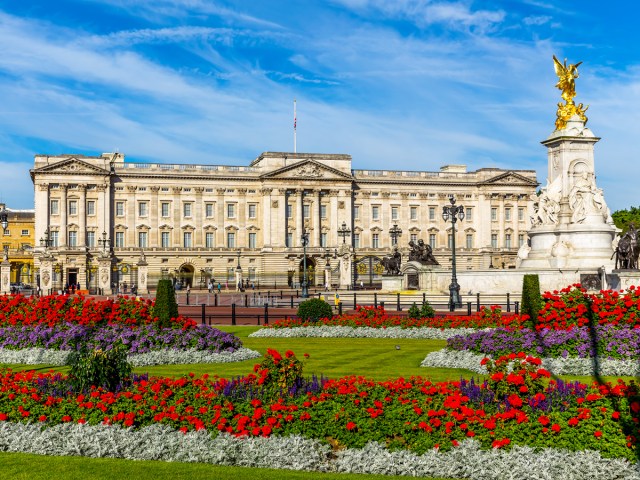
[
  {"x1": 227, "y1": 232, "x2": 235, "y2": 248},
  {"x1": 505, "y1": 208, "x2": 512, "y2": 221},
  {"x1": 429, "y1": 234, "x2": 436, "y2": 249},
  {"x1": 465, "y1": 207, "x2": 472, "y2": 221},
  {"x1": 68, "y1": 200, "x2": 77, "y2": 215},
  {"x1": 50, "y1": 231, "x2": 59, "y2": 247},
  {"x1": 410, "y1": 207, "x2": 417, "y2": 221},
  {"x1": 518, "y1": 207, "x2": 525, "y2": 221},
  {"x1": 50, "y1": 199, "x2": 59, "y2": 215},
  {"x1": 183, "y1": 203, "x2": 193, "y2": 217},
  {"x1": 372, "y1": 206, "x2": 379, "y2": 220},
  {"x1": 21, "y1": 229, "x2": 29, "y2": 236},
  {"x1": 410, "y1": 233, "x2": 418, "y2": 243},
  {"x1": 116, "y1": 202, "x2": 124, "y2": 216},
  {"x1": 161, "y1": 202, "x2": 170, "y2": 217},
  {"x1": 320, "y1": 232, "x2": 327, "y2": 247},
  {"x1": 287, "y1": 204, "x2": 292, "y2": 218},
  {"x1": 491, "y1": 208, "x2": 498, "y2": 221},
  {"x1": 115, "y1": 232, "x2": 124, "y2": 248},
  {"x1": 354, "y1": 205, "x2": 360, "y2": 220},
  {"x1": 183, "y1": 232, "x2": 192, "y2": 248},
  {"x1": 320, "y1": 204, "x2": 327, "y2": 219},
  {"x1": 372, "y1": 233, "x2": 379, "y2": 248},
  {"x1": 286, "y1": 232, "x2": 293, "y2": 247},
  {"x1": 68, "y1": 231, "x2": 77, "y2": 247},
  {"x1": 138, "y1": 232, "x2": 148, "y2": 248},
  {"x1": 505, "y1": 233, "x2": 512, "y2": 249},
  {"x1": 429, "y1": 207, "x2": 436, "y2": 221},
  {"x1": 206, "y1": 232, "x2": 215, "y2": 248},
  {"x1": 391, "y1": 207, "x2": 399, "y2": 221},
  {"x1": 491, "y1": 233, "x2": 498, "y2": 248},
  {"x1": 138, "y1": 202, "x2": 148, "y2": 217},
  {"x1": 86, "y1": 231, "x2": 95, "y2": 248},
  {"x1": 161, "y1": 232, "x2": 170, "y2": 248},
  {"x1": 226, "y1": 204, "x2": 234, "y2": 219},
  {"x1": 518, "y1": 234, "x2": 525, "y2": 247},
  {"x1": 248, "y1": 204, "x2": 257, "y2": 219},
  {"x1": 466, "y1": 234, "x2": 473, "y2": 249},
  {"x1": 303, "y1": 204, "x2": 310, "y2": 218},
  {"x1": 205, "y1": 203, "x2": 214, "y2": 218},
  {"x1": 248, "y1": 232, "x2": 257, "y2": 249},
  {"x1": 87, "y1": 200, "x2": 95, "y2": 216},
  {"x1": 353, "y1": 233, "x2": 360, "y2": 248}
]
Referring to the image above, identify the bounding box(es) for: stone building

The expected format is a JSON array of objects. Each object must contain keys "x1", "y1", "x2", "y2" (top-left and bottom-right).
[
  {"x1": 0, "y1": 204, "x2": 35, "y2": 285},
  {"x1": 31, "y1": 152, "x2": 537, "y2": 293}
]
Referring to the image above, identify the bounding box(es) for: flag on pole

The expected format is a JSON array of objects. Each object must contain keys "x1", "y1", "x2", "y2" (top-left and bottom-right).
[{"x1": 294, "y1": 99, "x2": 297, "y2": 130}]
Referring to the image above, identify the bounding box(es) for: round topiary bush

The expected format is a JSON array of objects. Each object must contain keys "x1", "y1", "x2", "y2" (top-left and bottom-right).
[{"x1": 297, "y1": 298, "x2": 333, "y2": 323}]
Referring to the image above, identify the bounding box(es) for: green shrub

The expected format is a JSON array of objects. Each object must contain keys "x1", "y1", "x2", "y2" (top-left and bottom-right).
[
  {"x1": 154, "y1": 279, "x2": 178, "y2": 328},
  {"x1": 67, "y1": 343, "x2": 132, "y2": 393},
  {"x1": 521, "y1": 274, "x2": 542, "y2": 327},
  {"x1": 297, "y1": 298, "x2": 333, "y2": 323},
  {"x1": 420, "y1": 300, "x2": 435, "y2": 318},
  {"x1": 407, "y1": 302, "x2": 420, "y2": 319}
]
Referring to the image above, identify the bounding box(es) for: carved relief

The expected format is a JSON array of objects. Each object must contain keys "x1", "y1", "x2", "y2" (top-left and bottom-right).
[
  {"x1": 338, "y1": 201, "x2": 345, "y2": 209},
  {"x1": 101, "y1": 272, "x2": 109, "y2": 285},
  {"x1": 293, "y1": 165, "x2": 324, "y2": 178},
  {"x1": 150, "y1": 186, "x2": 160, "y2": 192},
  {"x1": 42, "y1": 271, "x2": 50, "y2": 287},
  {"x1": 194, "y1": 187, "x2": 205, "y2": 193},
  {"x1": 38, "y1": 183, "x2": 50, "y2": 191},
  {"x1": 2, "y1": 274, "x2": 8, "y2": 288},
  {"x1": 272, "y1": 200, "x2": 279, "y2": 208}
]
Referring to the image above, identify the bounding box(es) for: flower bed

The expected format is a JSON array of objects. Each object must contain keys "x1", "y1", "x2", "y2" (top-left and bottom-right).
[
  {"x1": 269, "y1": 305, "x2": 524, "y2": 330},
  {"x1": 446, "y1": 325, "x2": 640, "y2": 360},
  {"x1": 249, "y1": 325, "x2": 480, "y2": 339},
  {"x1": 0, "y1": 294, "x2": 195, "y2": 328},
  {"x1": 0, "y1": 351, "x2": 637, "y2": 465}
]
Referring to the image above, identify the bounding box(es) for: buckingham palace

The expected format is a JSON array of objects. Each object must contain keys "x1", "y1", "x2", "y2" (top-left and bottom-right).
[{"x1": 30, "y1": 151, "x2": 538, "y2": 294}]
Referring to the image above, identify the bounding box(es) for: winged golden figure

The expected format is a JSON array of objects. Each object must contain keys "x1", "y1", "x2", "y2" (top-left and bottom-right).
[{"x1": 552, "y1": 55, "x2": 588, "y2": 130}]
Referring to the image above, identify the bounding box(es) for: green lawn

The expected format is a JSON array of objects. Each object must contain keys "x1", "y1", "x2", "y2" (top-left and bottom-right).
[{"x1": 0, "y1": 452, "x2": 459, "y2": 480}]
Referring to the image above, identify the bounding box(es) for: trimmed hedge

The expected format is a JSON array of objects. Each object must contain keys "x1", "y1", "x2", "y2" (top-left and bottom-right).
[
  {"x1": 296, "y1": 298, "x2": 333, "y2": 323},
  {"x1": 154, "y1": 279, "x2": 178, "y2": 329},
  {"x1": 521, "y1": 274, "x2": 542, "y2": 326}
]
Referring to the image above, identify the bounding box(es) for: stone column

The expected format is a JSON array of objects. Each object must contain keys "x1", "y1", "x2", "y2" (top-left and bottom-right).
[
  {"x1": 328, "y1": 190, "x2": 339, "y2": 246},
  {"x1": 137, "y1": 255, "x2": 148, "y2": 295},
  {"x1": 127, "y1": 186, "x2": 137, "y2": 246},
  {"x1": 338, "y1": 244, "x2": 352, "y2": 289},
  {"x1": 216, "y1": 188, "x2": 226, "y2": 247},
  {"x1": 78, "y1": 185, "x2": 87, "y2": 247},
  {"x1": 296, "y1": 189, "x2": 304, "y2": 246},
  {"x1": 315, "y1": 189, "x2": 322, "y2": 246},
  {"x1": 237, "y1": 189, "x2": 247, "y2": 247},
  {"x1": 261, "y1": 188, "x2": 272, "y2": 248},
  {"x1": 150, "y1": 186, "x2": 160, "y2": 246},
  {"x1": 194, "y1": 187, "x2": 204, "y2": 246},
  {"x1": 324, "y1": 259, "x2": 331, "y2": 289},
  {"x1": 60, "y1": 184, "x2": 68, "y2": 247},
  {"x1": 235, "y1": 265, "x2": 243, "y2": 291},
  {"x1": 98, "y1": 256, "x2": 113, "y2": 295},
  {"x1": 172, "y1": 187, "x2": 182, "y2": 246}
]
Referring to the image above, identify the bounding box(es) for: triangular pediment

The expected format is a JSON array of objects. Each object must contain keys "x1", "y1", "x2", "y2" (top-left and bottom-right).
[
  {"x1": 33, "y1": 157, "x2": 110, "y2": 175},
  {"x1": 261, "y1": 159, "x2": 353, "y2": 181},
  {"x1": 480, "y1": 171, "x2": 538, "y2": 186}
]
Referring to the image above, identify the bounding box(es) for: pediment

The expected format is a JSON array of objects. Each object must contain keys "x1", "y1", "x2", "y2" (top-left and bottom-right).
[
  {"x1": 260, "y1": 159, "x2": 353, "y2": 181},
  {"x1": 480, "y1": 171, "x2": 538, "y2": 186},
  {"x1": 33, "y1": 157, "x2": 110, "y2": 176}
]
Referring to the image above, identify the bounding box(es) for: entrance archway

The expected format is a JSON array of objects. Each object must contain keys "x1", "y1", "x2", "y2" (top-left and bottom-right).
[
  {"x1": 298, "y1": 257, "x2": 315, "y2": 288},
  {"x1": 178, "y1": 264, "x2": 195, "y2": 288}
]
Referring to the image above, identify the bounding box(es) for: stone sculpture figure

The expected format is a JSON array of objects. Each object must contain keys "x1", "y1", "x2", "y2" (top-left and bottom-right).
[
  {"x1": 381, "y1": 247, "x2": 402, "y2": 275},
  {"x1": 612, "y1": 223, "x2": 640, "y2": 270},
  {"x1": 531, "y1": 177, "x2": 561, "y2": 226},
  {"x1": 569, "y1": 172, "x2": 607, "y2": 224}
]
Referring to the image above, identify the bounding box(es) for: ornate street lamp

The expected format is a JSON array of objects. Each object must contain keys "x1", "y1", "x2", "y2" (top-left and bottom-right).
[
  {"x1": 0, "y1": 206, "x2": 8, "y2": 231},
  {"x1": 40, "y1": 228, "x2": 51, "y2": 249},
  {"x1": 442, "y1": 196, "x2": 465, "y2": 310},
  {"x1": 337, "y1": 221, "x2": 351, "y2": 244},
  {"x1": 98, "y1": 231, "x2": 110, "y2": 254},
  {"x1": 236, "y1": 250, "x2": 242, "y2": 270},
  {"x1": 301, "y1": 228, "x2": 309, "y2": 298},
  {"x1": 389, "y1": 223, "x2": 403, "y2": 246}
]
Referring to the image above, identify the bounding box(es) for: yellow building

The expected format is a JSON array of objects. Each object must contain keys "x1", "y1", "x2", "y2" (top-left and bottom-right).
[{"x1": 0, "y1": 204, "x2": 35, "y2": 285}]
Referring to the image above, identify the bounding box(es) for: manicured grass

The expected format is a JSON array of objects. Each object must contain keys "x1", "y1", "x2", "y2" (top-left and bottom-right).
[{"x1": 0, "y1": 452, "x2": 460, "y2": 480}]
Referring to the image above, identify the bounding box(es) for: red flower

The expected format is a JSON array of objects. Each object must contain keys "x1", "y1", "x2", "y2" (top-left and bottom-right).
[
  {"x1": 594, "y1": 430, "x2": 603, "y2": 438},
  {"x1": 551, "y1": 423, "x2": 561, "y2": 433},
  {"x1": 538, "y1": 415, "x2": 550, "y2": 426},
  {"x1": 346, "y1": 421, "x2": 357, "y2": 431}
]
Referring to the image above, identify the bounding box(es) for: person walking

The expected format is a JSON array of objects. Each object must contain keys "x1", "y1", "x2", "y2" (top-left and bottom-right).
[{"x1": 217, "y1": 282, "x2": 222, "y2": 294}]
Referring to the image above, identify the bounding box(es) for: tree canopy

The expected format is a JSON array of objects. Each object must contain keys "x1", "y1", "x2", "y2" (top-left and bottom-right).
[{"x1": 611, "y1": 206, "x2": 640, "y2": 233}]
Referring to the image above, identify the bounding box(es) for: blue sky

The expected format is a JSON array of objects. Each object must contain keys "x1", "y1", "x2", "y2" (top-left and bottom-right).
[{"x1": 0, "y1": 0, "x2": 639, "y2": 210}]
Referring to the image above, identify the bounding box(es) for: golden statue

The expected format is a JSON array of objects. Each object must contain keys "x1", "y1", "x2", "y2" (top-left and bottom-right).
[{"x1": 553, "y1": 55, "x2": 588, "y2": 130}]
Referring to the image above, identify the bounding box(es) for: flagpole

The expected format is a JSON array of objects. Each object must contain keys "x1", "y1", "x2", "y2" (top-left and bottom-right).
[{"x1": 293, "y1": 99, "x2": 297, "y2": 154}]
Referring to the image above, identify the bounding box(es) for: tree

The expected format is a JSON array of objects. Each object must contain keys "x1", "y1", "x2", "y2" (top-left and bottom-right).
[{"x1": 612, "y1": 206, "x2": 640, "y2": 234}]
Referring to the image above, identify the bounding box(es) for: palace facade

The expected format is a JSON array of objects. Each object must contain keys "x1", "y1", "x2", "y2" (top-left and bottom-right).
[{"x1": 31, "y1": 152, "x2": 538, "y2": 292}]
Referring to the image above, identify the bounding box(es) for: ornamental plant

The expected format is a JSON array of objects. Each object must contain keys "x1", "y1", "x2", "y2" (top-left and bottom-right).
[
  {"x1": 482, "y1": 352, "x2": 550, "y2": 400},
  {"x1": 479, "y1": 305, "x2": 502, "y2": 324},
  {"x1": 252, "y1": 348, "x2": 305, "y2": 391},
  {"x1": 153, "y1": 280, "x2": 179, "y2": 329},
  {"x1": 420, "y1": 300, "x2": 436, "y2": 319},
  {"x1": 407, "y1": 302, "x2": 421, "y2": 319},
  {"x1": 521, "y1": 274, "x2": 542, "y2": 327},
  {"x1": 296, "y1": 298, "x2": 333, "y2": 324},
  {"x1": 67, "y1": 343, "x2": 132, "y2": 392}
]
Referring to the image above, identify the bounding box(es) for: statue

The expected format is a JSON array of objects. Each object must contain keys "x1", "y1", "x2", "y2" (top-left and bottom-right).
[
  {"x1": 408, "y1": 239, "x2": 439, "y2": 265},
  {"x1": 553, "y1": 55, "x2": 589, "y2": 130},
  {"x1": 569, "y1": 172, "x2": 607, "y2": 223},
  {"x1": 381, "y1": 247, "x2": 402, "y2": 275},
  {"x1": 531, "y1": 177, "x2": 561, "y2": 226},
  {"x1": 612, "y1": 223, "x2": 640, "y2": 270}
]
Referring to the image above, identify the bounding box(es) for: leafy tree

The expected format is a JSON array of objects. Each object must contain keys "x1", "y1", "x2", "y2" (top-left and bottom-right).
[{"x1": 612, "y1": 206, "x2": 640, "y2": 233}]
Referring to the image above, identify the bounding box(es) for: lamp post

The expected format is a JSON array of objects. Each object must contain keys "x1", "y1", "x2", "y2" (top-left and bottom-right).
[
  {"x1": 301, "y1": 228, "x2": 309, "y2": 298},
  {"x1": 0, "y1": 205, "x2": 8, "y2": 231},
  {"x1": 337, "y1": 221, "x2": 351, "y2": 244},
  {"x1": 389, "y1": 223, "x2": 403, "y2": 246},
  {"x1": 40, "y1": 228, "x2": 51, "y2": 251},
  {"x1": 97, "y1": 231, "x2": 110, "y2": 255},
  {"x1": 442, "y1": 196, "x2": 465, "y2": 310}
]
